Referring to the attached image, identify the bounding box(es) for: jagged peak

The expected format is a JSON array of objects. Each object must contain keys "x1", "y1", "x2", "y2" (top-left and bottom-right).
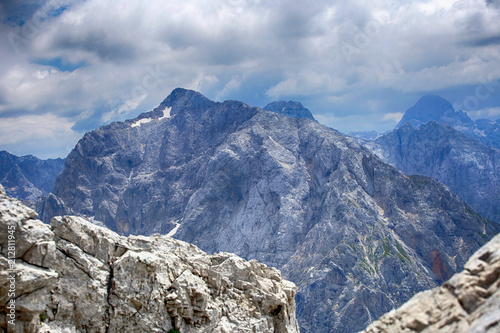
[
  {"x1": 125, "y1": 88, "x2": 216, "y2": 128},
  {"x1": 158, "y1": 87, "x2": 215, "y2": 111},
  {"x1": 263, "y1": 100, "x2": 316, "y2": 121}
]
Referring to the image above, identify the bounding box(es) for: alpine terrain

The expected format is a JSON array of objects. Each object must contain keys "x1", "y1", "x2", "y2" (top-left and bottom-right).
[{"x1": 40, "y1": 88, "x2": 499, "y2": 332}]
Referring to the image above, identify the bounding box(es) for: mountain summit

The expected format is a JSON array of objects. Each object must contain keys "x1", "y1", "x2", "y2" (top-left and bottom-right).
[
  {"x1": 396, "y1": 94, "x2": 472, "y2": 128},
  {"x1": 263, "y1": 100, "x2": 316, "y2": 121},
  {"x1": 394, "y1": 94, "x2": 500, "y2": 149}
]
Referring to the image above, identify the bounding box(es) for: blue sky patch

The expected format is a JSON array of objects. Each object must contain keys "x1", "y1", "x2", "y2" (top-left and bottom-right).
[{"x1": 31, "y1": 57, "x2": 86, "y2": 72}]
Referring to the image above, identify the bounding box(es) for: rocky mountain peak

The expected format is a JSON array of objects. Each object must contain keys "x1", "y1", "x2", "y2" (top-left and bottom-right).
[
  {"x1": 159, "y1": 87, "x2": 215, "y2": 112},
  {"x1": 397, "y1": 94, "x2": 472, "y2": 128},
  {"x1": 263, "y1": 100, "x2": 316, "y2": 121}
]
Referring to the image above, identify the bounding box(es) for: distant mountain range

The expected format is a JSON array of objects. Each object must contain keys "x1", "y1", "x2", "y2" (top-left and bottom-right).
[
  {"x1": 0, "y1": 150, "x2": 64, "y2": 202},
  {"x1": 37, "y1": 88, "x2": 498, "y2": 332},
  {"x1": 364, "y1": 95, "x2": 500, "y2": 224},
  {"x1": 351, "y1": 94, "x2": 500, "y2": 149}
]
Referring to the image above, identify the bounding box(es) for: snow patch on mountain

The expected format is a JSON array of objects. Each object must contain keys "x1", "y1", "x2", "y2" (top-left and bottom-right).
[
  {"x1": 159, "y1": 107, "x2": 172, "y2": 121},
  {"x1": 131, "y1": 107, "x2": 172, "y2": 128},
  {"x1": 131, "y1": 117, "x2": 152, "y2": 128}
]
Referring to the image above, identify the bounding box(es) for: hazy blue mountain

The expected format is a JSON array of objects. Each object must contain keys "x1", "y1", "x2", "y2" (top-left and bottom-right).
[
  {"x1": 396, "y1": 94, "x2": 472, "y2": 128},
  {"x1": 0, "y1": 150, "x2": 64, "y2": 202},
  {"x1": 396, "y1": 94, "x2": 500, "y2": 149},
  {"x1": 41, "y1": 88, "x2": 499, "y2": 332},
  {"x1": 263, "y1": 100, "x2": 316, "y2": 121}
]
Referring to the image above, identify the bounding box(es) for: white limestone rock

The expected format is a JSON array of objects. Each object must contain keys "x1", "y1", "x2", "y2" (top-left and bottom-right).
[{"x1": 0, "y1": 184, "x2": 299, "y2": 333}]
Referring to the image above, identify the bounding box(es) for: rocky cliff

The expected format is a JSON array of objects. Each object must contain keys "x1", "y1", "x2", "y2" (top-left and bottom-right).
[
  {"x1": 361, "y1": 231, "x2": 500, "y2": 333},
  {"x1": 0, "y1": 184, "x2": 299, "y2": 333},
  {"x1": 41, "y1": 88, "x2": 499, "y2": 332},
  {"x1": 366, "y1": 121, "x2": 500, "y2": 224},
  {"x1": 0, "y1": 150, "x2": 64, "y2": 202}
]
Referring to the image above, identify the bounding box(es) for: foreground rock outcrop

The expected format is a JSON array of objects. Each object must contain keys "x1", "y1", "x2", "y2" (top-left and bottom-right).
[
  {"x1": 362, "y1": 232, "x2": 500, "y2": 333},
  {"x1": 0, "y1": 184, "x2": 299, "y2": 333}
]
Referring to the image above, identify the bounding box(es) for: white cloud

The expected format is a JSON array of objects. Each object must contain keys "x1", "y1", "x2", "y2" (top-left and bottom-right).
[
  {"x1": 266, "y1": 70, "x2": 347, "y2": 99},
  {"x1": 469, "y1": 107, "x2": 500, "y2": 119},
  {"x1": 216, "y1": 75, "x2": 244, "y2": 101},
  {"x1": 0, "y1": 113, "x2": 83, "y2": 159},
  {"x1": 382, "y1": 112, "x2": 404, "y2": 122},
  {"x1": 1, "y1": 0, "x2": 500, "y2": 157}
]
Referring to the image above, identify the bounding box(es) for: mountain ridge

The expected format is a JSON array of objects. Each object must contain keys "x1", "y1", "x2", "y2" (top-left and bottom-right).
[{"x1": 365, "y1": 97, "x2": 500, "y2": 224}]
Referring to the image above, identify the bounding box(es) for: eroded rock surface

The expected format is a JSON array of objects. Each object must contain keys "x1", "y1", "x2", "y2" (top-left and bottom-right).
[
  {"x1": 0, "y1": 184, "x2": 299, "y2": 333},
  {"x1": 361, "y1": 232, "x2": 500, "y2": 333}
]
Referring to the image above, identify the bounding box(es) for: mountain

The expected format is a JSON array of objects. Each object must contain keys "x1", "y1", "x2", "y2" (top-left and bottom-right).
[
  {"x1": 396, "y1": 94, "x2": 472, "y2": 128},
  {"x1": 396, "y1": 94, "x2": 500, "y2": 149},
  {"x1": 263, "y1": 100, "x2": 316, "y2": 121},
  {"x1": 362, "y1": 231, "x2": 500, "y2": 333},
  {"x1": 0, "y1": 150, "x2": 64, "y2": 202},
  {"x1": 0, "y1": 184, "x2": 299, "y2": 333},
  {"x1": 41, "y1": 88, "x2": 499, "y2": 332}
]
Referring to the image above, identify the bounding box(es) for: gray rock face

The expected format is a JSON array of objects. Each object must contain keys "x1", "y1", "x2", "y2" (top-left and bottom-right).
[
  {"x1": 361, "y1": 231, "x2": 500, "y2": 333},
  {"x1": 0, "y1": 150, "x2": 64, "y2": 202},
  {"x1": 43, "y1": 88, "x2": 499, "y2": 332},
  {"x1": 0, "y1": 184, "x2": 299, "y2": 333},
  {"x1": 367, "y1": 121, "x2": 500, "y2": 223},
  {"x1": 263, "y1": 101, "x2": 316, "y2": 121}
]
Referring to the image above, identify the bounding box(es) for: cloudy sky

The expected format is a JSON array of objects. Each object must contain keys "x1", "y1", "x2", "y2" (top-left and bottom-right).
[{"x1": 1, "y1": 0, "x2": 500, "y2": 158}]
